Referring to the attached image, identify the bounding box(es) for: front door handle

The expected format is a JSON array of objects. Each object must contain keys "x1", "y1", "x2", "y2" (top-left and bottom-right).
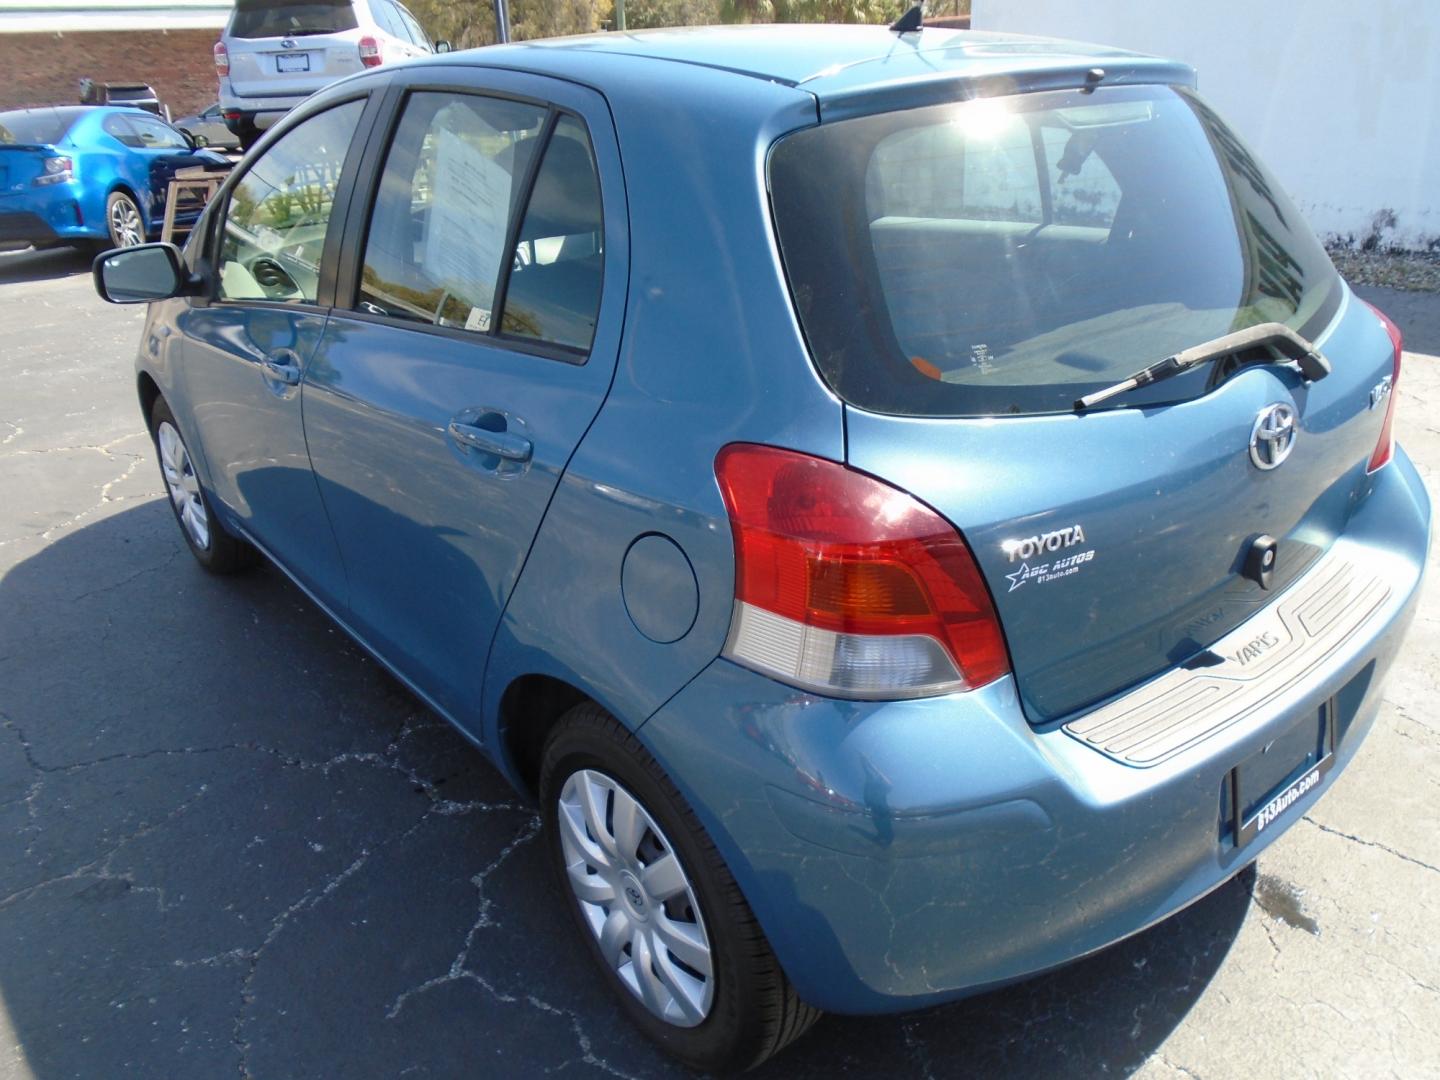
[
  {"x1": 261, "y1": 351, "x2": 302, "y2": 386},
  {"x1": 447, "y1": 421, "x2": 533, "y2": 463}
]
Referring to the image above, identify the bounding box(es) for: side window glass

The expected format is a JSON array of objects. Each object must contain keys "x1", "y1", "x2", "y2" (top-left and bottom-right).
[
  {"x1": 398, "y1": 5, "x2": 429, "y2": 47},
  {"x1": 371, "y1": 0, "x2": 405, "y2": 40},
  {"x1": 103, "y1": 115, "x2": 144, "y2": 149},
  {"x1": 959, "y1": 116, "x2": 1042, "y2": 223},
  {"x1": 357, "y1": 92, "x2": 546, "y2": 330},
  {"x1": 500, "y1": 115, "x2": 604, "y2": 353},
  {"x1": 867, "y1": 125, "x2": 967, "y2": 218},
  {"x1": 1040, "y1": 125, "x2": 1123, "y2": 229},
  {"x1": 868, "y1": 112, "x2": 1041, "y2": 224},
  {"x1": 130, "y1": 115, "x2": 189, "y2": 150},
  {"x1": 217, "y1": 100, "x2": 363, "y2": 304}
]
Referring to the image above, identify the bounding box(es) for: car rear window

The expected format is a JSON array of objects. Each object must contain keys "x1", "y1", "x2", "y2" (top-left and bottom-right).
[
  {"x1": 228, "y1": 0, "x2": 359, "y2": 38},
  {"x1": 768, "y1": 85, "x2": 1343, "y2": 417},
  {"x1": 0, "y1": 108, "x2": 82, "y2": 145}
]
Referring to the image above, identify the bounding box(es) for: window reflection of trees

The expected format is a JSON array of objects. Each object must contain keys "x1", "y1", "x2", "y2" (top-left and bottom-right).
[
  {"x1": 218, "y1": 103, "x2": 361, "y2": 303},
  {"x1": 1187, "y1": 93, "x2": 1311, "y2": 326},
  {"x1": 356, "y1": 95, "x2": 545, "y2": 330}
]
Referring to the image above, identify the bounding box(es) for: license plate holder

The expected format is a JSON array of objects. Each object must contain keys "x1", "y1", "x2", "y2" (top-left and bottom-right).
[
  {"x1": 275, "y1": 52, "x2": 311, "y2": 73},
  {"x1": 1231, "y1": 701, "x2": 1335, "y2": 848}
]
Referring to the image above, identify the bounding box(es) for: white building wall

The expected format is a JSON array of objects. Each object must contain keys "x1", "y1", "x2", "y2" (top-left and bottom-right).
[{"x1": 970, "y1": 0, "x2": 1439, "y2": 250}]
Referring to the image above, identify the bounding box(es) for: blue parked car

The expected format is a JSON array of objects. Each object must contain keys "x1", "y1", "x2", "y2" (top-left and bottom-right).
[
  {"x1": 0, "y1": 105, "x2": 225, "y2": 253},
  {"x1": 92, "y1": 24, "x2": 1430, "y2": 1071}
]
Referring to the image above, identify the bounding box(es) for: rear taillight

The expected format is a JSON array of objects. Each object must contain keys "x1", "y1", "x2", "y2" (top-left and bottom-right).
[
  {"x1": 715, "y1": 444, "x2": 1010, "y2": 699},
  {"x1": 358, "y1": 35, "x2": 382, "y2": 67},
  {"x1": 33, "y1": 156, "x2": 73, "y2": 186},
  {"x1": 1364, "y1": 301, "x2": 1402, "y2": 473},
  {"x1": 213, "y1": 41, "x2": 229, "y2": 77}
]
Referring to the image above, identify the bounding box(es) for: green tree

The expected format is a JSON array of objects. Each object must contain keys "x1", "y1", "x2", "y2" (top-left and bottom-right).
[
  {"x1": 622, "y1": 0, "x2": 723, "y2": 30},
  {"x1": 407, "y1": 0, "x2": 966, "y2": 44}
]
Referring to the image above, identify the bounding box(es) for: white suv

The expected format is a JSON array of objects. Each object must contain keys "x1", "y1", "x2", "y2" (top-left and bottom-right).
[{"x1": 215, "y1": 0, "x2": 438, "y2": 149}]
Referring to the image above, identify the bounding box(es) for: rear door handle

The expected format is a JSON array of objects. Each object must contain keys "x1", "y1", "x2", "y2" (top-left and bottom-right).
[
  {"x1": 447, "y1": 421, "x2": 533, "y2": 463},
  {"x1": 261, "y1": 350, "x2": 302, "y2": 386}
]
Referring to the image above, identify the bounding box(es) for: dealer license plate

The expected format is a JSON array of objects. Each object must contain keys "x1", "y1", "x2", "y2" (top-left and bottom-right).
[
  {"x1": 1231, "y1": 703, "x2": 1335, "y2": 847},
  {"x1": 275, "y1": 52, "x2": 311, "y2": 73}
]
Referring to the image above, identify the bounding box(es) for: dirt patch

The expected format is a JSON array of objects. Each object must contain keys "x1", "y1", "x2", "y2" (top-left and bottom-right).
[{"x1": 1328, "y1": 248, "x2": 1440, "y2": 294}]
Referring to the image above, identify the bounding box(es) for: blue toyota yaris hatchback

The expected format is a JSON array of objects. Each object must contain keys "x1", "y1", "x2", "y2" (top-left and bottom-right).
[{"x1": 93, "y1": 24, "x2": 1431, "y2": 1071}]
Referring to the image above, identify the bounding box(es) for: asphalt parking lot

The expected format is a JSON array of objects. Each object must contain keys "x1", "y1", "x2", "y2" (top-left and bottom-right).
[{"x1": 1, "y1": 245, "x2": 1437, "y2": 1080}]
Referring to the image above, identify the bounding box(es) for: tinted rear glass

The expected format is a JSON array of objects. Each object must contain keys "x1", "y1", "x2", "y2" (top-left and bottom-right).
[
  {"x1": 229, "y1": 1, "x2": 358, "y2": 38},
  {"x1": 769, "y1": 86, "x2": 1343, "y2": 417},
  {"x1": 0, "y1": 108, "x2": 82, "y2": 145}
]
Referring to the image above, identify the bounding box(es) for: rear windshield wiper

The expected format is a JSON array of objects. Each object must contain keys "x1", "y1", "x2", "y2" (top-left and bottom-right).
[{"x1": 1074, "y1": 322, "x2": 1331, "y2": 412}]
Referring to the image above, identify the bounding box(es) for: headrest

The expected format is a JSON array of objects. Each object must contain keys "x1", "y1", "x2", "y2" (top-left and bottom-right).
[{"x1": 520, "y1": 134, "x2": 601, "y2": 239}]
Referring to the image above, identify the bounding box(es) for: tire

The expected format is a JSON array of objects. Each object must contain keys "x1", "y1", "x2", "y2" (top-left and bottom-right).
[
  {"x1": 105, "y1": 190, "x2": 145, "y2": 248},
  {"x1": 540, "y1": 704, "x2": 821, "y2": 1073},
  {"x1": 148, "y1": 397, "x2": 257, "y2": 574},
  {"x1": 237, "y1": 125, "x2": 261, "y2": 153}
]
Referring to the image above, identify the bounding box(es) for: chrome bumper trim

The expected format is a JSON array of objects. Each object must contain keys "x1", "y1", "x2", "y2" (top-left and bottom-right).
[{"x1": 1064, "y1": 549, "x2": 1392, "y2": 766}]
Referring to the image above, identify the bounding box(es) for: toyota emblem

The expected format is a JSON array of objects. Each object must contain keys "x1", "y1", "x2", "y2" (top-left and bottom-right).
[{"x1": 1249, "y1": 403, "x2": 1297, "y2": 470}]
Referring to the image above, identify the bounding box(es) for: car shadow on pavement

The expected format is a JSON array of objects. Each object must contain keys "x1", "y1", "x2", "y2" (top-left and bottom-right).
[
  {"x1": 0, "y1": 246, "x2": 96, "y2": 285},
  {"x1": 0, "y1": 500, "x2": 1253, "y2": 1079}
]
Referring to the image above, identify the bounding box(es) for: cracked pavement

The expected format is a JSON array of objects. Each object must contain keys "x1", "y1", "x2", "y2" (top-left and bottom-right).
[{"x1": 1, "y1": 245, "x2": 1437, "y2": 1079}]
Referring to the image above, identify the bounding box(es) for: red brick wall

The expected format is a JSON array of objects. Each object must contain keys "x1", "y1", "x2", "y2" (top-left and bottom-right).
[{"x1": 0, "y1": 28, "x2": 221, "y2": 119}]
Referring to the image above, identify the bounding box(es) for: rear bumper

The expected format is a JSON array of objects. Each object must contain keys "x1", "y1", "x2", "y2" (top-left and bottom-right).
[
  {"x1": 638, "y1": 449, "x2": 1431, "y2": 1014},
  {"x1": 218, "y1": 83, "x2": 307, "y2": 131},
  {"x1": 0, "y1": 185, "x2": 101, "y2": 249}
]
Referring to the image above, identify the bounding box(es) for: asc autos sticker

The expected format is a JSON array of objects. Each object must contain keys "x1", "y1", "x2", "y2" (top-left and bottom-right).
[
  {"x1": 1005, "y1": 549, "x2": 1095, "y2": 592},
  {"x1": 1001, "y1": 523, "x2": 1095, "y2": 592}
]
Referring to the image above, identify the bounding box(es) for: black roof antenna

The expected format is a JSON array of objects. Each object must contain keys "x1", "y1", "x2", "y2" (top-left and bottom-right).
[{"x1": 890, "y1": 3, "x2": 924, "y2": 33}]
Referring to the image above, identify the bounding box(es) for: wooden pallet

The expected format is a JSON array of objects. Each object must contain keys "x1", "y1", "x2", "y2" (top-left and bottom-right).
[{"x1": 160, "y1": 163, "x2": 233, "y2": 245}]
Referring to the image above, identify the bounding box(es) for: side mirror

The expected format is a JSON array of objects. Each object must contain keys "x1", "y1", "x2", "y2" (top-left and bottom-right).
[
  {"x1": 191, "y1": 132, "x2": 209, "y2": 149},
  {"x1": 93, "y1": 243, "x2": 193, "y2": 304},
  {"x1": 434, "y1": 39, "x2": 452, "y2": 53}
]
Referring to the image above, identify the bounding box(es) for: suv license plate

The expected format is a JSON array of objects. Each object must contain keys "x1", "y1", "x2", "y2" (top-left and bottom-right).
[{"x1": 276, "y1": 53, "x2": 311, "y2": 73}]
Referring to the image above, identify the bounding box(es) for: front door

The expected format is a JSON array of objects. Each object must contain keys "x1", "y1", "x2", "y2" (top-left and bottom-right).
[
  {"x1": 302, "y1": 76, "x2": 624, "y2": 728},
  {"x1": 178, "y1": 97, "x2": 369, "y2": 602}
]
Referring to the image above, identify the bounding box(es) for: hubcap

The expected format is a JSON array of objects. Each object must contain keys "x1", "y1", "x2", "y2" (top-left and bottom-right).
[
  {"x1": 110, "y1": 198, "x2": 143, "y2": 247},
  {"x1": 157, "y1": 421, "x2": 210, "y2": 550},
  {"x1": 558, "y1": 769, "x2": 714, "y2": 1027}
]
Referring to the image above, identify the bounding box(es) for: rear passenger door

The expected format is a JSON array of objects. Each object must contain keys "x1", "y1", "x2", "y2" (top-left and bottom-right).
[{"x1": 301, "y1": 72, "x2": 626, "y2": 729}]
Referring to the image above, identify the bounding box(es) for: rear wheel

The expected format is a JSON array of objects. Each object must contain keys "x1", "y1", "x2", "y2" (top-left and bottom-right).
[
  {"x1": 148, "y1": 398, "x2": 257, "y2": 574},
  {"x1": 105, "y1": 191, "x2": 144, "y2": 248},
  {"x1": 540, "y1": 704, "x2": 821, "y2": 1072}
]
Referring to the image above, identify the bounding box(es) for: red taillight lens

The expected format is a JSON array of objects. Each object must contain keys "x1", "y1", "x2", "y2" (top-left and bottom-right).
[
  {"x1": 213, "y1": 41, "x2": 229, "y2": 77},
  {"x1": 358, "y1": 35, "x2": 382, "y2": 67},
  {"x1": 715, "y1": 444, "x2": 1010, "y2": 698},
  {"x1": 1364, "y1": 301, "x2": 1402, "y2": 473}
]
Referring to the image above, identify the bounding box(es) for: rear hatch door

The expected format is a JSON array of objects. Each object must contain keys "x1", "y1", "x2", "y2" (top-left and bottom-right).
[
  {"x1": 226, "y1": 1, "x2": 365, "y2": 98},
  {"x1": 770, "y1": 83, "x2": 1396, "y2": 723},
  {"x1": 1, "y1": 108, "x2": 80, "y2": 198},
  {"x1": 0, "y1": 145, "x2": 54, "y2": 194}
]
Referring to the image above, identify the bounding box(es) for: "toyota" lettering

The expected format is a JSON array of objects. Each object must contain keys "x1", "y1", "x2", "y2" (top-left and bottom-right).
[{"x1": 1002, "y1": 524, "x2": 1086, "y2": 563}]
